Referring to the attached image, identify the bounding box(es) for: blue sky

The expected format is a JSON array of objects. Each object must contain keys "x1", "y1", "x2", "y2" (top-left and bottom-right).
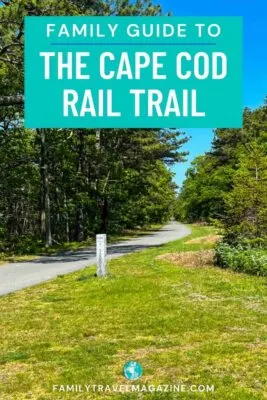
[{"x1": 162, "y1": 0, "x2": 267, "y2": 186}]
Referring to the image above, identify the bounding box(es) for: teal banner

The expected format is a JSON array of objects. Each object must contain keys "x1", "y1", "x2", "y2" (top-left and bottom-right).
[{"x1": 25, "y1": 17, "x2": 242, "y2": 128}]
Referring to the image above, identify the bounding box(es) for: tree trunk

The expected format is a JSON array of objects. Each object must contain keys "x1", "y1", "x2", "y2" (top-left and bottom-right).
[
  {"x1": 39, "y1": 128, "x2": 52, "y2": 247},
  {"x1": 75, "y1": 131, "x2": 84, "y2": 242},
  {"x1": 76, "y1": 206, "x2": 84, "y2": 242},
  {"x1": 64, "y1": 193, "x2": 70, "y2": 243},
  {"x1": 100, "y1": 197, "x2": 108, "y2": 233}
]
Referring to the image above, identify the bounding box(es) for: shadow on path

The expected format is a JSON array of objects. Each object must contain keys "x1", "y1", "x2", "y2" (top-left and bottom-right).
[{"x1": 29, "y1": 243, "x2": 162, "y2": 264}]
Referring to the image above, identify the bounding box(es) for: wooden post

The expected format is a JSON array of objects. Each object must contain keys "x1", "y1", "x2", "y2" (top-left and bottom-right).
[{"x1": 96, "y1": 234, "x2": 107, "y2": 276}]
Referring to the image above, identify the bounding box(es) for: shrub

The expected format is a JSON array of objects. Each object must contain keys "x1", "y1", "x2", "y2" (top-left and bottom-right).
[{"x1": 215, "y1": 242, "x2": 267, "y2": 277}]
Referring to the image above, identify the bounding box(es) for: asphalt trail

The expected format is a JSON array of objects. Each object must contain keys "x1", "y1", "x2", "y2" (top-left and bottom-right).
[{"x1": 0, "y1": 222, "x2": 191, "y2": 296}]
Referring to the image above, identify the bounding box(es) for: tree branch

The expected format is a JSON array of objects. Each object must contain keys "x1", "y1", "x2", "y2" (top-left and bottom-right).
[
  {"x1": 0, "y1": 95, "x2": 24, "y2": 106},
  {"x1": 0, "y1": 42, "x2": 22, "y2": 56}
]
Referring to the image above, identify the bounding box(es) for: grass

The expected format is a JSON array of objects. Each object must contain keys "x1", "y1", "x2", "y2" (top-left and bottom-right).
[
  {"x1": 0, "y1": 225, "x2": 266, "y2": 399},
  {"x1": 0, "y1": 254, "x2": 37, "y2": 265},
  {"x1": 0, "y1": 224, "x2": 163, "y2": 264}
]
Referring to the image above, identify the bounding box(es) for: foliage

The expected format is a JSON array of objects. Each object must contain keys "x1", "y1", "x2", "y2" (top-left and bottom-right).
[
  {"x1": 0, "y1": 0, "x2": 188, "y2": 252},
  {"x1": 223, "y1": 142, "x2": 267, "y2": 243},
  {"x1": 174, "y1": 155, "x2": 232, "y2": 222},
  {"x1": 176, "y1": 102, "x2": 267, "y2": 247},
  {"x1": 0, "y1": 127, "x2": 188, "y2": 252},
  {"x1": 215, "y1": 241, "x2": 267, "y2": 276}
]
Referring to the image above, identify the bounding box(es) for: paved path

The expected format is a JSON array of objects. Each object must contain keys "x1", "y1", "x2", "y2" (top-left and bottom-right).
[{"x1": 0, "y1": 222, "x2": 191, "y2": 296}]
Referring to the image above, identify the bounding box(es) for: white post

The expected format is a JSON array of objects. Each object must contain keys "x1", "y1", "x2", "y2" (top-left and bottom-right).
[{"x1": 96, "y1": 234, "x2": 107, "y2": 277}]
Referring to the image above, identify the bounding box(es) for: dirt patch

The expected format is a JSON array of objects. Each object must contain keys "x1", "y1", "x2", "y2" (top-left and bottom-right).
[
  {"x1": 188, "y1": 293, "x2": 211, "y2": 301},
  {"x1": 0, "y1": 362, "x2": 28, "y2": 383},
  {"x1": 185, "y1": 235, "x2": 222, "y2": 245},
  {"x1": 157, "y1": 250, "x2": 215, "y2": 268}
]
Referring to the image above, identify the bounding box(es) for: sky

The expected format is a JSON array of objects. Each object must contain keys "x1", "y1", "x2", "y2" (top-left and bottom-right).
[{"x1": 162, "y1": 0, "x2": 267, "y2": 186}]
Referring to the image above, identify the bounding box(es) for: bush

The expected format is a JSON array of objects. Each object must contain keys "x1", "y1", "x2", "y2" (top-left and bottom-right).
[
  {"x1": 215, "y1": 242, "x2": 267, "y2": 277},
  {"x1": 223, "y1": 227, "x2": 267, "y2": 248},
  {"x1": 0, "y1": 235, "x2": 42, "y2": 255}
]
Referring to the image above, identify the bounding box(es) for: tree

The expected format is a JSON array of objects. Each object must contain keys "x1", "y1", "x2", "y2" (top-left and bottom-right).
[
  {"x1": 0, "y1": 0, "x2": 189, "y2": 252},
  {"x1": 223, "y1": 143, "x2": 267, "y2": 243},
  {"x1": 176, "y1": 100, "x2": 267, "y2": 246}
]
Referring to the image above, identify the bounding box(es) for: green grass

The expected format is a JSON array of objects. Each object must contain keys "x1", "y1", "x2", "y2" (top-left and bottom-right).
[
  {"x1": 0, "y1": 225, "x2": 266, "y2": 399},
  {"x1": 0, "y1": 254, "x2": 37, "y2": 265}
]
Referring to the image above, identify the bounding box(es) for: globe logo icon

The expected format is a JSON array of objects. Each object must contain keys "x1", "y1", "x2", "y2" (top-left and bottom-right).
[{"x1": 123, "y1": 361, "x2": 143, "y2": 380}]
